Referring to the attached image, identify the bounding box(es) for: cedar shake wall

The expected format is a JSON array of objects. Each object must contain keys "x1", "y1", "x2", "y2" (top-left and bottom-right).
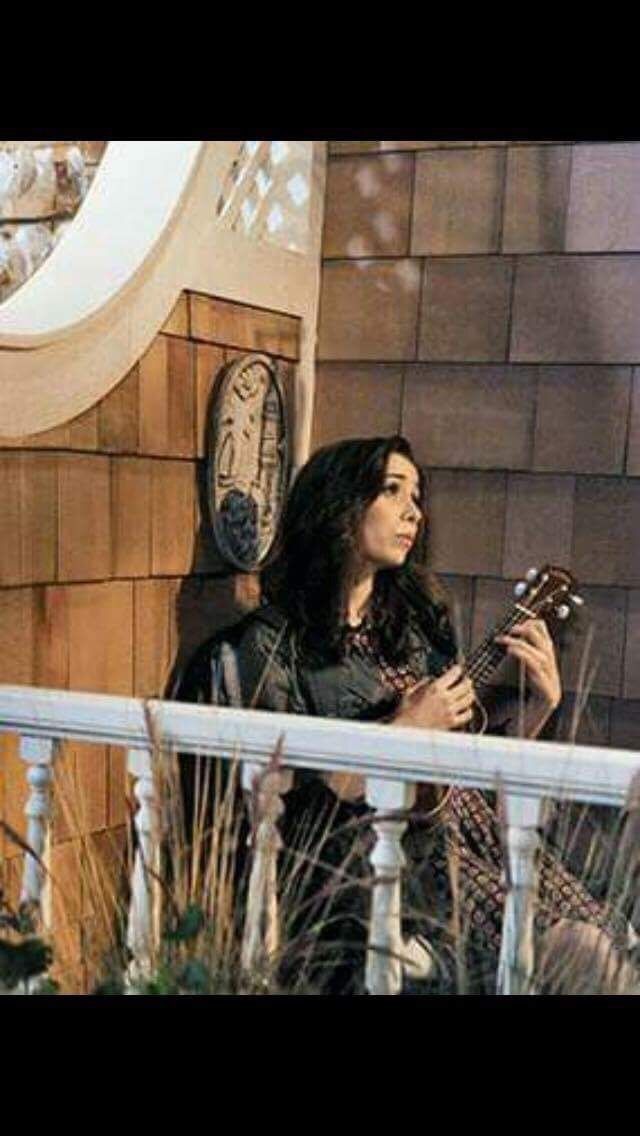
[
  {"x1": 0, "y1": 292, "x2": 299, "y2": 990},
  {"x1": 314, "y1": 140, "x2": 639, "y2": 753}
]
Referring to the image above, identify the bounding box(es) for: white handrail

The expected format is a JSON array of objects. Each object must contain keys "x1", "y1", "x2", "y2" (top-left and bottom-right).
[
  {"x1": 0, "y1": 683, "x2": 638, "y2": 806},
  {"x1": 1, "y1": 682, "x2": 638, "y2": 996}
]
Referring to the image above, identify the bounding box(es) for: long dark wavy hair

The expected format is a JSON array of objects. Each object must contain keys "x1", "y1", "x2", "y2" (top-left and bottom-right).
[{"x1": 262, "y1": 435, "x2": 455, "y2": 666}]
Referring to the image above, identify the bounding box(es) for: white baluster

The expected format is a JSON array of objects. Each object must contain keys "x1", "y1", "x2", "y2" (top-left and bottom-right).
[
  {"x1": 19, "y1": 736, "x2": 55, "y2": 930},
  {"x1": 365, "y1": 778, "x2": 416, "y2": 996},
  {"x1": 497, "y1": 792, "x2": 542, "y2": 996},
  {"x1": 241, "y1": 761, "x2": 293, "y2": 976},
  {"x1": 241, "y1": 761, "x2": 262, "y2": 972},
  {"x1": 126, "y1": 748, "x2": 160, "y2": 984}
]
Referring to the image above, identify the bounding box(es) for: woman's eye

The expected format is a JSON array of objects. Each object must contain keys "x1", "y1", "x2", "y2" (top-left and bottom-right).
[{"x1": 382, "y1": 482, "x2": 421, "y2": 511}]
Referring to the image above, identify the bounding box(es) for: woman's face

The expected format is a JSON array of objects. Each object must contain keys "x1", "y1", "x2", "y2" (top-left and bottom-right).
[{"x1": 357, "y1": 452, "x2": 423, "y2": 571}]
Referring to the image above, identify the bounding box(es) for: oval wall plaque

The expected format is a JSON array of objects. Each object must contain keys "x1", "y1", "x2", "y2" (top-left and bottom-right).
[{"x1": 207, "y1": 352, "x2": 290, "y2": 571}]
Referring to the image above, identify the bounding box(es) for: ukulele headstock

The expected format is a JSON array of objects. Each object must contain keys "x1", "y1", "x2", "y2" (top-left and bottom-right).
[{"x1": 512, "y1": 564, "x2": 584, "y2": 629}]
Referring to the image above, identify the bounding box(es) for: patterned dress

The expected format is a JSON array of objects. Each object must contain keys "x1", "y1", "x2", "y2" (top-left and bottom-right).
[{"x1": 343, "y1": 617, "x2": 627, "y2": 958}]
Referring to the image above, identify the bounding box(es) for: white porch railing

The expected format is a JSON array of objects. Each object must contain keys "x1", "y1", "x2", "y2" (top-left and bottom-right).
[{"x1": 1, "y1": 682, "x2": 639, "y2": 995}]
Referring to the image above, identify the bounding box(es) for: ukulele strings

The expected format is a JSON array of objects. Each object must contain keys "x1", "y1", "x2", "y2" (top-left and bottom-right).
[
  {"x1": 465, "y1": 606, "x2": 525, "y2": 688},
  {"x1": 456, "y1": 575, "x2": 564, "y2": 731}
]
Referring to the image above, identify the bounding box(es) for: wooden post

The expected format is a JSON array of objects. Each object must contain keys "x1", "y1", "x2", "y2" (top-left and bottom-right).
[
  {"x1": 126, "y1": 747, "x2": 160, "y2": 983},
  {"x1": 19, "y1": 736, "x2": 55, "y2": 930},
  {"x1": 365, "y1": 778, "x2": 415, "y2": 996},
  {"x1": 497, "y1": 792, "x2": 542, "y2": 996},
  {"x1": 240, "y1": 761, "x2": 293, "y2": 976}
]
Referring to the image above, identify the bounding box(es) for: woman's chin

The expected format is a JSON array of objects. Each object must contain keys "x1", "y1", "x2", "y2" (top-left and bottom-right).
[{"x1": 378, "y1": 549, "x2": 410, "y2": 569}]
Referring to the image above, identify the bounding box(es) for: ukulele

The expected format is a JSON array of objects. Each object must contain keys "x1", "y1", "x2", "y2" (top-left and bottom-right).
[
  {"x1": 462, "y1": 564, "x2": 584, "y2": 734},
  {"x1": 327, "y1": 566, "x2": 584, "y2": 800},
  {"x1": 405, "y1": 565, "x2": 585, "y2": 815}
]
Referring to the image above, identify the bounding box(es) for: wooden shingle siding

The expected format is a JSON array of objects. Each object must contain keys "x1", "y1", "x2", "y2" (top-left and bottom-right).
[
  {"x1": 195, "y1": 342, "x2": 226, "y2": 458},
  {"x1": 0, "y1": 455, "x2": 22, "y2": 584},
  {"x1": 20, "y1": 454, "x2": 58, "y2": 584},
  {"x1": 111, "y1": 457, "x2": 152, "y2": 578},
  {"x1": 67, "y1": 581, "x2": 133, "y2": 695},
  {"x1": 68, "y1": 742, "x2": 109, "y2": 834},
  {"x1": 323, "y1": 153, "x2": 413, "y2": 258},
  {"x1": 133, "y1": 577, "x2": 174, "y2": 698},
  {"x1": 315, "y1": 140, "x2": 640, "y2": 748},
  {"x1": 58, "y1": 454, "x2": 111, "y2": 582},
  {"x1": 161, "y1": 294, "x2": 190, "y2": 338},
  {"x1": 190, "y1": 293, "x2": 300, "y2": 360},
  {"x1": 150, "y1": 460, "x2": 196, "y2": 576},
  {"x1": 0, "y1": 588, "x2": 35, "y2": 683},
  {"x1": 107, "y1": 746, "x2": 128, "y2": 828},
  {"x1": 0, "y1": 454, "x2": 57, "y2": 586},
  {"x1": 1, "y1": 733, "x2": 28, "y2": 847},
  {"x1": 139, "y1": 336, "x2": 196, "y2": 458},
  {"x1": 33, "y1": 585, "x2": 69, "y2": 688},
  {"x1": 0, "y1": 288, "x2": 299, "y2": 990},
  {"x1": 98, "y1": 366, "x2": 140, "y2": 454}
]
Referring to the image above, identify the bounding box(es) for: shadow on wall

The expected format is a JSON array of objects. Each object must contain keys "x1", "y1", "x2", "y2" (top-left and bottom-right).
[{"x1": 164, "y1": 361, "x2": 266, "y2": 698}]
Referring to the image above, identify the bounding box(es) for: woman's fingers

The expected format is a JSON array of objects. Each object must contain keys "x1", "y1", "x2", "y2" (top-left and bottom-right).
[
  {"x1": 443, "y1": 680, "x2": 475, "y2": 725},
  {"x1": 434, "y1": 667, "x2": 474, "y2": 701},
  {"x1": 405, "y1": 676, "x2": 432, "y2": 697},
  {"x1": 495, "y1": 618, "x2": 562, "y2": 713},
  {"x1": 437, "y1": 667, "x2": 475, "y2": 698},
  {"x1": 412, "y1": 665, "x2": 477, "y2": 729},
  {"x1": 454, "y1": 705, "x2": 475, "y2": 725},
  {"x1": 498, "y1": 639, "x2": 556, "y2": 701},
  {"x1": 435, "y1": 663, "x2": 463, "y2": 689},
  {"x1": 398, "y1": 666, "x2": 479, "y2": 731},
  {"x1": 501, "y1": 619, "x2": 553, "y2": 653},
  {"x1": 499, "y1": 640, "x2": 549, "y2": 677},
  {"x1": 450, "y1": 681, "x2": 475, "y2": 709},
  {"x1": 497, "y1": 634, "x2": 549, "y2": 670}
]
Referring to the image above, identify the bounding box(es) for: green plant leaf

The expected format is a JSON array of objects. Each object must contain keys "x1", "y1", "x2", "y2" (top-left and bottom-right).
[
  {"x1": 164, "y1": 903, "x2": 205, "y2": 943},
  {"x1": 0, "y1": 938, "x2": 52, "y2": 989},
  {"x1": 32, "y1": 976, "x2": 60, "y2": 995},
  {"x1": 177, "y1": 958, "x2": 210, "y2": 993},
  {"x1": 92, "y1": 975, "x2": 126, "y2": 996},
  {"x1": 137, "y1": 967, "x2": 179, "y2": 995}
]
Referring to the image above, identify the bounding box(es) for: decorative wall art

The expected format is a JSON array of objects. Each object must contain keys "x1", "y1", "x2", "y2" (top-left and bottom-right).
[{"x1": 207, "y1": 352, "x2": 290, "y2": 571}]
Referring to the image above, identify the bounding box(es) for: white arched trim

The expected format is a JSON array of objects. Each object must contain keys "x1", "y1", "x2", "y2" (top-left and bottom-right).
[{"x1": 0, "y1": 141, "x2": 327, "y2": 467}]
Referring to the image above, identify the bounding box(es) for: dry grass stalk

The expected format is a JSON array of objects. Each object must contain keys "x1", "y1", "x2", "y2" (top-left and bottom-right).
[{"x1": 3, "y1": 607, "x2": 638, "y2": 995}]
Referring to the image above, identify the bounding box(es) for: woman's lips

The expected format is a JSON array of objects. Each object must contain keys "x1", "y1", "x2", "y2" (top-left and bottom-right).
[{"x1": 396, "y1": 535, "x2": 414, "y2": 548}]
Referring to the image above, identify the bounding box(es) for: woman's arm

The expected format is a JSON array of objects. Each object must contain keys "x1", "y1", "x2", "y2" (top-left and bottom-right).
[{"x1": 235, "y1": 618, "x2": 306, "y2": 715}]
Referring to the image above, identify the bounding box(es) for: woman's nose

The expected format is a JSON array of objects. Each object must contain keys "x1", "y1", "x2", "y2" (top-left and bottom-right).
[{"x1": 402, "y1": 499, "x2": 421, "y2": 524}]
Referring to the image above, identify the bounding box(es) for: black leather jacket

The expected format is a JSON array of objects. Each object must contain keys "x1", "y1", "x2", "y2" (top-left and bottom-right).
[
  {"x1": 231, "y1": 602, "x2": 455, "y2": 723},
  {"x1": 170, "y1": 599, "x2": 531, "y2": 742}
]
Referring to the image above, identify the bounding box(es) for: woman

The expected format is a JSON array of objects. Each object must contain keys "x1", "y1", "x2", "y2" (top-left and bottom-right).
[{"x1": 224, "y1": 436, "x2": 634, "y2": 992}]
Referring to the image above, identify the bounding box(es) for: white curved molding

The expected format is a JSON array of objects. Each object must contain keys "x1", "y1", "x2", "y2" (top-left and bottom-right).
[
  {"x1": 0, "y1": 141, "x2": 205, "y2": 345},
  {"x1": 0, "y1": 140, "x2": 327, "y2": 457}
]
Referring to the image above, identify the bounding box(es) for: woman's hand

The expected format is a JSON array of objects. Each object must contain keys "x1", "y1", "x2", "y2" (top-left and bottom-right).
[
  {"x1": 495, "y1": 618, "x2": 562, "y2": 729},
  {"x1": 328, "y1": 664, "x2": 474, "y2": 798},
  {"x1": 393, "y1": 664, "x2": 475, "y2": 731}
]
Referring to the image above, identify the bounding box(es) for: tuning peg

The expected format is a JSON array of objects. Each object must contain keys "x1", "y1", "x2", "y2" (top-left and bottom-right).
[
  {"x1": 525, "y1": 567, "x2": 539, "y2": 583},
  {"x1": 513, "y1": 581, "x2": 527, "y2": 597},
  {"x1": 556, "y1": 604, "x2": 571, "y2": 620},
  {"x1": 570, "y1": 593, "x2": 584, "y2": 607}
]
